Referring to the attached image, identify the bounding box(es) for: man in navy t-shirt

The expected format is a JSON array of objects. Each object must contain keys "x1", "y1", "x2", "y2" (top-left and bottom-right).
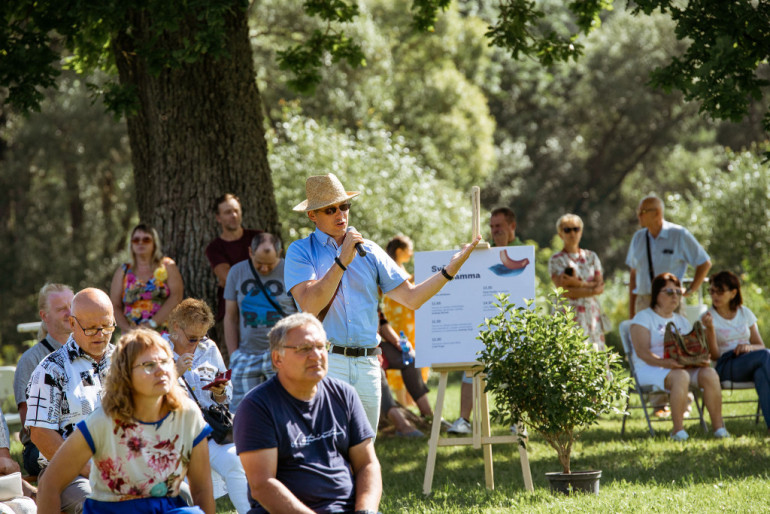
[{"x1": 234, "y1": 313, "x2": 381, "y2": 514}]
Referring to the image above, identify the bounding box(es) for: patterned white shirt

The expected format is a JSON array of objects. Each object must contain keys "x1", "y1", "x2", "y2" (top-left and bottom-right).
[
  {"x1": 165, "y1": 335, "x2": 232, "y2": 409},
  {"x1": 25, "y1": 335, "x2": 114, "y2": 439}
]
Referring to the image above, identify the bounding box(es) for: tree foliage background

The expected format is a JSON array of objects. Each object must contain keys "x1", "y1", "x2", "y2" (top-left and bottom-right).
[{"x1": 1, "y1": 0, "x2": 769, "y2": 351}]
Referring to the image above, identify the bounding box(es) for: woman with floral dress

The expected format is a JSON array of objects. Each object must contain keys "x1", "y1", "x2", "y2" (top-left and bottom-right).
[
  {"x1": 548, "y1": 214, "x2": 606, "y2": 350},
  {"x1": 37, "y1": 328, "x2": 215, "y2": 513},
  {"x1": 110, "y1": 223, "x2": 184, "y2": 333}
]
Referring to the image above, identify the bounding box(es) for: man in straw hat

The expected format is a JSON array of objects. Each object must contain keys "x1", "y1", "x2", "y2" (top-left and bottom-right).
[{"x1": 285, "y1": 173, "x2": 480, "y2": 432}]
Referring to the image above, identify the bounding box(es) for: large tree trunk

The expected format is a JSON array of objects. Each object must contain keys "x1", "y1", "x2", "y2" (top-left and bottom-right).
[{"x1": 112, "y1": 6, "x2": 279, "y2": 308}]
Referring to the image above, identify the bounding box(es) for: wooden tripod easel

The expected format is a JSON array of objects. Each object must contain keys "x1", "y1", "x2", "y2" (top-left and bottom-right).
[{"x1": 422, "y1": 187, "x2": 533, "y2": 495}]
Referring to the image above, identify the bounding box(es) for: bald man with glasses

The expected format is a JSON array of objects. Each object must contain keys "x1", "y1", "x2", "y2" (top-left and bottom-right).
[{"x1": 25, "y1": 288, "x2": 116, "y2": 514}]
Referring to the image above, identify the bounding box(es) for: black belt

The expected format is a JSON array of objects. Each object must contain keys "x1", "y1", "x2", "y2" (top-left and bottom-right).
[{"x1": 330, "y1": 345, "x2": 382, "y2": 357}]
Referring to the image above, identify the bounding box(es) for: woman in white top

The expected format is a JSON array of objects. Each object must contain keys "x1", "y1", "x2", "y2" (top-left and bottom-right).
[
  {"x1": 702, "y1": 270, "x2": 770, "y2": 432},
  {"x1": 630, "y1": 272, "x2": 728, "y2": 441}
]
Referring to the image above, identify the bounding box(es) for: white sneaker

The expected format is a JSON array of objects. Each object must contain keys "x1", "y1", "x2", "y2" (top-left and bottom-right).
[
  {"x1": 714, "y1": 427, "x2": 731, "y2": 439},
  {"x1": 670, "y1": 429, "x2": 689, "y2": 441},
  {"x1": 447, "y1": 417, "x2": 472, "y2": 435}
]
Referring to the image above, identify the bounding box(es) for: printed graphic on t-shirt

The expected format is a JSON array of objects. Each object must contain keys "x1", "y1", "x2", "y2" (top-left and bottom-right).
[{"x1": 240, "y1": 279, "x2": 288, "y2": 328}]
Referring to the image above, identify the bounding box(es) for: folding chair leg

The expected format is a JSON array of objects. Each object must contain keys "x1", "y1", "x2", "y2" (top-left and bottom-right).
[
  {"x1": 693, "y1": 392, "x2": 707, "y2": 433},
  {"x1": 640, "y1": 394, "x2": 656, "y2": 437},
  {"x1": 621, "y1": 389, "x2": 631, "y2": 436}
]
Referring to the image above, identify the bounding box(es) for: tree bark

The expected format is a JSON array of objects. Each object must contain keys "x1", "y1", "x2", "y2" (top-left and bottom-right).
[{"x1": 112, "y1": 6, "x2": 279, "y2": 308}]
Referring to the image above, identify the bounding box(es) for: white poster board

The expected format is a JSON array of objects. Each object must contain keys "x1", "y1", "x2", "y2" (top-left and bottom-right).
[{"x1": 414, "y1": 246, "x2": 536, "y2": 367}]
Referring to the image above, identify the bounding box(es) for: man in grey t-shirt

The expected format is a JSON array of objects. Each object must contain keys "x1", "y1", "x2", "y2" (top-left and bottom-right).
[
  {"x1": 224, "y1": 232, "x2": 297, "y2": 407},
  {"x1": 14, "y1": 283, "x2": 73, "y2": 476}
]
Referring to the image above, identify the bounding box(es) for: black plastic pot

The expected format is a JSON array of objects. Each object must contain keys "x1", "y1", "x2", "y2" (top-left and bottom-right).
[{"x1": 545, "y1": 470, "x2": 601, "y2": 495}]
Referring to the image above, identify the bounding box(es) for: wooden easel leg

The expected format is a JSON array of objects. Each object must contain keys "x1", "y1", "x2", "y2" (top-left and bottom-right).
[
  {"x1": 423, "y1": 371, "x2": 448, "y2": 495},
  {"x1": 479, "y1": 377, "x2": 494, "y2": 490},
  {"x1": 517, "y1": 429, "x2": 534, "y2": 492}
]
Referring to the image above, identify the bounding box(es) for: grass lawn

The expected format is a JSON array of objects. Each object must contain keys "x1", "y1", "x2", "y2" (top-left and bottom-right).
[{"x1": 20, "y1": 372, "x2": 770, "y2": 513}]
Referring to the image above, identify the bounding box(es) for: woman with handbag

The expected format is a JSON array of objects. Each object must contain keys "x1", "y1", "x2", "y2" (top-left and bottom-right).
[
  {"x1": 702, "y1": 270, "x2": 770, "y2": 433},
  {"x1": 166, "y1": 300, "x2": 250, "y2": 514},
  {"x1": 37, "y1": 328, "x2": 215, "y2": 513},
  {"x1": 548, "y1": 214, "x2": 607, "y2": 350},
  {"x1": 630, "y1": 272, "x2": 728, "y2": 441}
]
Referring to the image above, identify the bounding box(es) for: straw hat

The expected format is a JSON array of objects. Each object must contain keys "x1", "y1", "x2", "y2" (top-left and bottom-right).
[{"x1": 292, "y1": 173, "x2": 361, "y2": 212}]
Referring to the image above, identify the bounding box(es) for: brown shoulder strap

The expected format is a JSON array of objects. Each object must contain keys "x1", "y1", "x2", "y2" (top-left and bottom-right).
[{"x1": 317, "y1": 281, "x2": 342, "y2": 322}]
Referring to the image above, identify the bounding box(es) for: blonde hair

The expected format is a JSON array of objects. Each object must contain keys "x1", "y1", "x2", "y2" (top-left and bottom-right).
[
  {"x1": 102, "y1": 328, "x2": 186, "y2": 422},
  {"x1": 129, "y1": 223, "x2": 164, "y2": 268},
  {"x1": 37, "y1": 283, "x2": 73, "y2": 340},
  {"x1": 556, "y1": 213, "x2": 583, "y2": 233},
  {"x1": 167, "y1": 299, "x2": 215, "y2": 331}
]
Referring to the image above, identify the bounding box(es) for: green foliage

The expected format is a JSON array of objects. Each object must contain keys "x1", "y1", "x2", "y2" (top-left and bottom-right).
[
  {"x1": 0, "y1": 71, "x2": 135, "y2": 348},
  {"x1": 477, "y1": 292, "x2": 630, "y2": 473},
  {"x1": 268, "y1": 104, "x2": 472, "y2": 250},
  {"x1": 1, "y1": 0, "x2": 246, "y2": 114},
  {"x1": 633, "y1": 0, "x2": 770, "y2": 133}
]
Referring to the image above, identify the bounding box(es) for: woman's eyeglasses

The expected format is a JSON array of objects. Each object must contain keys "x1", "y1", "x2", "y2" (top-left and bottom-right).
[
  {"x1": 561, "y1": 227, "x2": 581, "y2": 233},
  {"x1": 708, "y1": 287, "x2": 728, "y2": 296},
  {"x1": 321, "y1": 203, "x2": 351, "y2": 216},
  {"x1": 181, "y1": 329, "x2": 207, "y2": 344},
  {"x1": 283, "y1": 342, "x2": 331, "y2": 356},
  {"x1": 132, "y1": 236, "x2": 153, "y2": 244},
  {"x1": 661, "y1": 288, "x2": 683, "y2": 297},
  {"x1": 134, "y1": 359, "x2": 173, "y2": 374}
]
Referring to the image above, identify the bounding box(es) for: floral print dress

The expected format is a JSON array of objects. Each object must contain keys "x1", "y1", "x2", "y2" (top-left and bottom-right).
[
  {"x1": 122, "y1": 257, "x2": 172, "y2": 328},
  {"x1": 548, "y1": 249, "x2": 606, "y2": 350},
  {"x1": 77, "y1": 402, "x2": 211, "y2": 511}
]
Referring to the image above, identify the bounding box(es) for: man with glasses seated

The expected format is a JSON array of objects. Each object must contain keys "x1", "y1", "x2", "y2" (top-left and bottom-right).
[
  {"x1": 285, "y1": 173, "x2": 480, "y2": 433},
  {"x1": 25, "y1": 288, "x2": 116, "y2": 514},
  {"x1": 235, "y1": 313, "x2": 381, "y2": 514}
]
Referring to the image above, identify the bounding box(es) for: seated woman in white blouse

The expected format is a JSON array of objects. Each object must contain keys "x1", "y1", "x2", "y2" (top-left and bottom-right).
[
  {"x1": 702, "y1": 270, "x2": 770, "y2": 434},
  {"x1": 630, "y1": 272, "x2": 728, "y2": 441}
]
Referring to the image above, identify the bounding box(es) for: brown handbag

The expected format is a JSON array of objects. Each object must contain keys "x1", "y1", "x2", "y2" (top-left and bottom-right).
[{"x1": 663, "y1": 320, "x2": 711, "y2": 368}]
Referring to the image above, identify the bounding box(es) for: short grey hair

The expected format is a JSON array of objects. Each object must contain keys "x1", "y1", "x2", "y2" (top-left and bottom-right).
[
  {"x1": 639, "y1": 195, "x2": 664, "y2": 214},
  {"x1": 268, "y1": 313, "x2": 326, "y2": 353}
]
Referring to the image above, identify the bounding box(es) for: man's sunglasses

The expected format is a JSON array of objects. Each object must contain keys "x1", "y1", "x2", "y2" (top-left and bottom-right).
[
  {"x1": 321, "y1": 203, "x2": 351, "y2": 216},
  {"x1": 561, "y1": 227, "x2": 581, "y2": 233}
]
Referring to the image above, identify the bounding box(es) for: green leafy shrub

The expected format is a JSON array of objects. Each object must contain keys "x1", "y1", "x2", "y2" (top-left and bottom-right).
[{"x1": 477, "y1": 292, "x2": 631, "y2": 473}]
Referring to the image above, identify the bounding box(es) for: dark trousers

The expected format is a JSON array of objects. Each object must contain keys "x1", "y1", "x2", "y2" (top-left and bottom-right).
[
  {"x1": 379, "y1": 342, "x2": 429, "y2": 418},
  {"x1": 716, "y1": 348, "x2": 770, "y2": 428},
  {"x1": 22, "y1": 441, "x2": 42, "y2": 476}
]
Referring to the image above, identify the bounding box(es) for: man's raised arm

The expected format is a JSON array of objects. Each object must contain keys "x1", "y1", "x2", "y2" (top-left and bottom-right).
[{"x1": 386, "y1": 236, "x2": 481, "y2": 311}]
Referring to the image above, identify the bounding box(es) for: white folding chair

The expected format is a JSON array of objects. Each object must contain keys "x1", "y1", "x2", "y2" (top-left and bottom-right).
[{"x1": 619, "y1": 321, "x2": 707, "y2": 436}]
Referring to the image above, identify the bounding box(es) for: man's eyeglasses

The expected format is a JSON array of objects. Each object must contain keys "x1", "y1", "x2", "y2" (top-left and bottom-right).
[
  {"x1": 708, "y1": 287, "x2": 728, "y2": 296},
  {"x1": 132, "y1": 236, "x2": 153, "y2": 244},
  {"x1": 283, "y1": 342, "x2": 330, "y2": 356},
  {"x1": 71, "y1": 317, "x2": 116, "y2": 336},
  {"x1": 181, "y1": 329, "x2": 207, "y2": 345},
  {"x1": 133, "y1": 359, "x2": 173, "y2": 375},
  {"x1": 321, "y1": 203, "x2": 351, "y2": 216},
  {"x1": 561, "y1": 226, "x2": 581, "y2": 233},
  {"x1": 637, "y1": 208, "x2": 657, "y2": 215},
  {"x1": 661, "y1": 288, "x2": 683, "y2": 297}
]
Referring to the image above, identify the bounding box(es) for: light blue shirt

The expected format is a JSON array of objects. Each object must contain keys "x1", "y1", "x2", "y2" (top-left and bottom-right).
[
  {"x1": 285, "y1": 227, "x2": 408, "y2": 348},
  {"x1": 625, "y1": 220, "x2": 709, "y2": 295}
]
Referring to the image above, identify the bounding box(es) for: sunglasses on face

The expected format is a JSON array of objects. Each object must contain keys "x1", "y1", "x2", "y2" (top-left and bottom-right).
[
  {"x1": 132, "y1": 236, "x2": 153, "y2": 244},
  {"x1": 283, "y1": 342, "x2": 331, "y2": 356},
  {"x1": 133, "y1": 358, "x2": 174, "y2": 375},
  {"x1": 321, "y1": 203, "x2": 351, "y2": 216},
  {"x1": 561, "y1": 227, "x2": 581, "y2": 233},
  {"x1": 71, "y1": 316, "x2": 117, "y2": 336},
  {"x1": 661, "y1": 288, "x2": 683, "y2": 297},
  {"x1": 708, "y1": 287, "x2": 728, "y2": 296},
  {"x1": 181, "y1": 329, "x2": 207, "y2": 344}
]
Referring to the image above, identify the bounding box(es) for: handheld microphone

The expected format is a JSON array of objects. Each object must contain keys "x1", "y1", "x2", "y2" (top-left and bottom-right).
[{"x1": 346, "y1": 227, "x2": 367, "y2": 257}]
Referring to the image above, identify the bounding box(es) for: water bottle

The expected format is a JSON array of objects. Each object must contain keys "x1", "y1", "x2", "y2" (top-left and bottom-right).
[{"x1": 399, "y1": 331, "x2": 414, "y2": 366}]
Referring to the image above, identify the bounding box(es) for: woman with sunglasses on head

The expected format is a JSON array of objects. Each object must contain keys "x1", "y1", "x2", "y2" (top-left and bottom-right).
[
  {"x1": 701, "y1": 270, "x2": 770, "y2": 433},
  {"x1": 38, "y1": 328, "x2": 215, "y2": 513},
  {"x1": 630, "y1": 272, "x2": 728, "y2": 440},
  {"x1": 110, "y1": 223, "x2": 184, "y2": 333},
  {"x1": 548, "y1": 214, "x2": 607, "y2": 350},
  {"x1": 165, "y1": 299, "x2": 249, "y2": 514}
]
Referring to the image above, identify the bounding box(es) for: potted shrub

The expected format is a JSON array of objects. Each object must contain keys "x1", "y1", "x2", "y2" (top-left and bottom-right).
[{"x1": 477, "y1": 291, "x2": 630, "y2": 494}]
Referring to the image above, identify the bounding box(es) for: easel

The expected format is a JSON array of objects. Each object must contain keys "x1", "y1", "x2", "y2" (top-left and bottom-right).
[{"x1": 422, "y1": 187, "x2": 533, "y2": 495}]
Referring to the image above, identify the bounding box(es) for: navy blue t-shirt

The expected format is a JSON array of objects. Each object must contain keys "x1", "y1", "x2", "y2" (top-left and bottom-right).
[{"x1": 233, "y1": 376, "x2": 374, "y2": 513}]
